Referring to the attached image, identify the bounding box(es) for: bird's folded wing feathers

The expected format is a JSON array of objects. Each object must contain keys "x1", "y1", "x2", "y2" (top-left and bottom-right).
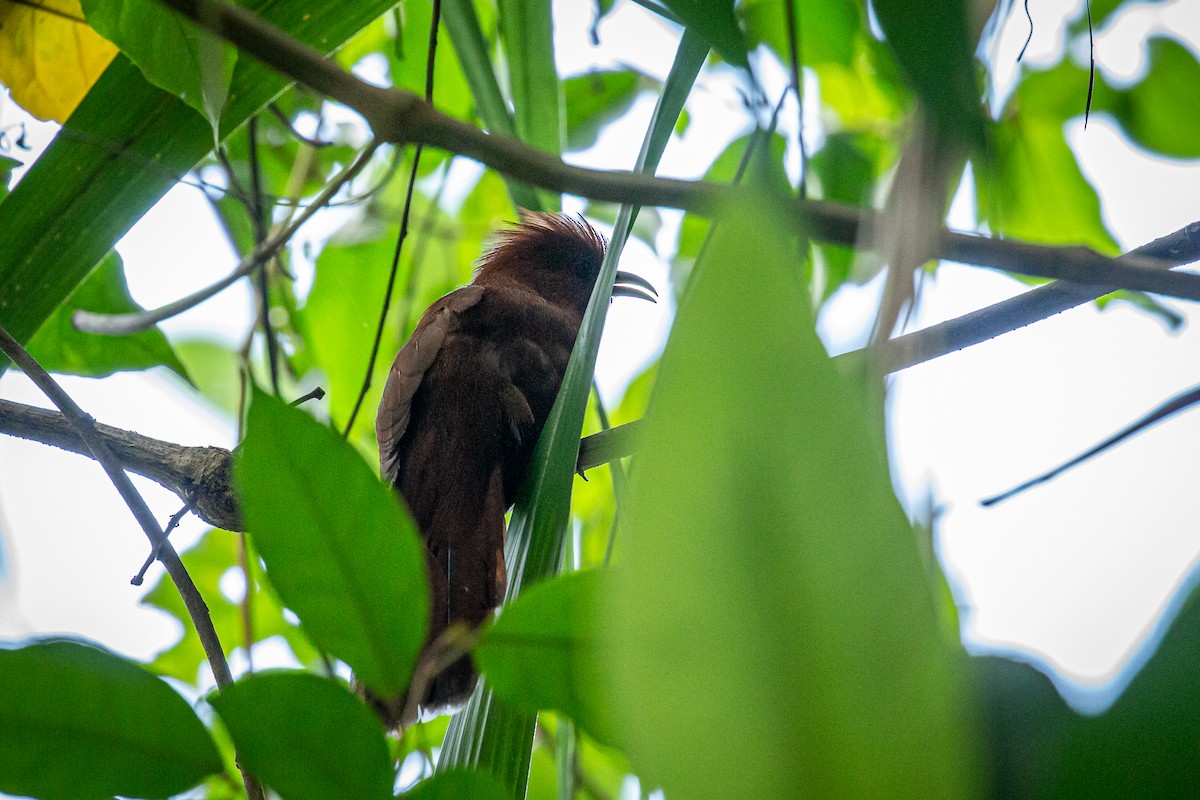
[{"x1": 376, "y1": 285, "x2": 485, "y2": 483}]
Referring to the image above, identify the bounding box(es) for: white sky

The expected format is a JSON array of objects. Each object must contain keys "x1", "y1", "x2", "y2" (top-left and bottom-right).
[{"x1": 0, "y1": 0, "x2": 1198, "y2": 717}]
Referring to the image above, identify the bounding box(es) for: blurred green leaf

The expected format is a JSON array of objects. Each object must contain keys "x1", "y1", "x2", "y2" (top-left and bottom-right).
[
  {"x1": 235, "y1": 389, "x2": 429, "y2": 697},
  {"x1": 564, "y1": 69, "x2": 645, "y2": 151},
  {"x1": 172, "y1": 337, "x2": 243, "y2": 418},
  {"x1": 810, "y1": 131, "x2": 890, "y2": 296},
  {"x1": 606, "y1": 194, "x2": 979, "y2": 798},
  {"x1": 977, "y1": 574, "x2": 1200, "y2": 798},
  {"x1": 142, "y1": 528, "x2": 319, "y2": 684},
  {"x1": 660, "y1": 0, "x2": 747, "y2": 67},
  {"x1": 871, "y1": 0, "x2": 983, "y2": 147},
  {"x1": 1107, "y1": 37, "x2": 1200, "y2": 159},
  {"x1": 978, "y1": 115, "x2": 1118, "y2": 252},
  {"x1": 80, "y1": 0, "x2": 237, "y2": 133},
  {"x1": 26, "y1": 250, "x2": 190, "y2": 380},
  {"x1": 209, "y1": 671, "x2": 393, "y2": 800},
  {"x1": 742, "y1": 0, "x2": 862, "y2": 67},
  {"x1": 476, "y1": 570, "x2": 616, "y2": 746},
  {"x1": 406, "y1": 770, "x2": 508, "y2": 800},
  {"x1": 0, "y1": 638, "x2": 221, "y2": 800}
]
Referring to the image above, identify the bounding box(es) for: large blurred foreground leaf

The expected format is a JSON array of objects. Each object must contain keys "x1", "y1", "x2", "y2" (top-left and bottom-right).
[
  {"x1": 235, "y1": 390, "x2": 428, "y2": 698},
  {"x1": 0, "y1": 638, "x2": 221, "y2": 799},
  {"x1": 979, "y1": 573, "x2": 1200, "y2": 799},
  {"x1": 605, "y1": 194, "x2": 981, "y2": 798}
]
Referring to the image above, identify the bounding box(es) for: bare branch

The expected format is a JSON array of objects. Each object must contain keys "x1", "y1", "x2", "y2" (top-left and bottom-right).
[{"x1": 0, "y1": 399, "x2": 241, "y2": 531}]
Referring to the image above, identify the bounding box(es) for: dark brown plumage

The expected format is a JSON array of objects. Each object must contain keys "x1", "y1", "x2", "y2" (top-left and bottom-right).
[{"x1": 374, "y1": 212, "x2": 654, "y2": 723}]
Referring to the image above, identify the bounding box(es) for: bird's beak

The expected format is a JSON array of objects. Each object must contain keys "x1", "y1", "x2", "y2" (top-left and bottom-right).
[{"x1": 612, "y1": 271, "x2": 658, "y2": 303}]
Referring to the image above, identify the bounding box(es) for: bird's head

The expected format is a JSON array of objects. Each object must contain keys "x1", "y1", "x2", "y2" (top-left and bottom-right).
[{"x1": 472, "y1": 212, "x2": 656, "y2": 319}]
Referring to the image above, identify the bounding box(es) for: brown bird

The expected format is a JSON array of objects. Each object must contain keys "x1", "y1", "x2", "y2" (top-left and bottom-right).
[{"x1": 374, "y1": 212, "x2": 655, "y2": 724}]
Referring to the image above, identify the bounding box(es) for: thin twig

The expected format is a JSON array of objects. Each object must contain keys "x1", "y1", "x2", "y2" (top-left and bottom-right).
[
  {"x1": 247, "y1": 117, "x2": 282, "y2": 395},
  {"x1": 342, "y1": 0, "x2": 443, "y2": 438},
  {"x1": 267, "y1": 102, "x2": 334, "y2": 148},
  {"x1": 981, "y1": 383, "x2": 1200, "y2": 506},
  {"x1": 74, "y1": 141, "x2": 379, "y2": 335},
  {"x1": 782, "y1": 0, "x2": 808, "y2": 196},
  {"x1": 0, "y1": 325, "x2": 266, "y2": 800}
]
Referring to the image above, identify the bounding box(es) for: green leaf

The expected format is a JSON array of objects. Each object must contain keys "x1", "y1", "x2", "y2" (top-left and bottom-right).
[
  {"x1": 660, "y1": 0, "x2": 748, "y2": 68},
  {"x1": 475, "y1": 570, "x2": 615, "y2": 747},
  {"x1": 26, "y1": 250, "x2": 190, "y2": 380},
  {"x1": 977, "y1": 115, "x2": 1119, "y2": 252},
  {"x1": 235, "y1": 389, "x2": 429, "y2": 697},
  {"x1": 1108, "y1": 37, "x2": 1200, "y2": 160},
  {"x1": 871, "y1": 0, "x2": 983, "y2": 147},
  {"x1": 209, "y1": 671, "x2": 393, "y2": 800},
  {"x1": 436, "y1": 29, "x2": 710, "y2": 800},
  {"x1": 605, "y1": 194, "x2": 978, "y2": 798},
  {"x1": 81, "y1": 0, "x2": 237, "y2": 133},
  {"x1": 977, "y1": 575, "x2": 1200, "y2": 798},
  {"x1": 406, "y1": 770, "x2": 508, "y2": 800},
  {"x1": 172, "y1": 337, "x2": 243, "y2": 417},
  {"x1": 0, "y1": 0, "x2": 397, "y2": 373},
  {"x1": 0, "y1": 638, "x2": 222, "y2": 800},
  {"x1": 564, "y1": 69, "x2": 645, "y2": 151}
]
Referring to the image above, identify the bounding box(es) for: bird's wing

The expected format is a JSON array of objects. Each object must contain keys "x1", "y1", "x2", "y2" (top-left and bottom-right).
[{"x1": 376, "y1": 285, "x2": 485, "y2": 484}]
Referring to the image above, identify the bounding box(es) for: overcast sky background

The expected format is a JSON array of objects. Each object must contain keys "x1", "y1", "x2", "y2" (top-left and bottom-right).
[{"x1": 1, "y1": 0, "x2": 1198, "y2": 715}]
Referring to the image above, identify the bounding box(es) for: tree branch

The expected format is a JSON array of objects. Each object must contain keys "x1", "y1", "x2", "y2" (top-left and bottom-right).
[
  {"x1": 154, "y1": 0, "x2": 1200, "y2": 305},
  {"x1": 0, "y1": 399, "x2": 241, "y2": 531},
  {"x1": 0, "y1": 398, "x2": 634, "y2": 535}
]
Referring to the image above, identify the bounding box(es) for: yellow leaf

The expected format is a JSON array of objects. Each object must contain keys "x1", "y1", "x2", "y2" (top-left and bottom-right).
[{"x1": 0, "y1": 0, "x2": 117, "y2": 123}]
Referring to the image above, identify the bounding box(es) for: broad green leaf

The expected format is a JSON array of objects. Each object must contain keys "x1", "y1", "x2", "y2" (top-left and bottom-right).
[
  {"x1": 141, "y1": 528, "x2": 319, "y2": 684},
  {"x1": 209, "y1": 671, "x2": 393, "y2": 800},
  {"x1": 235, "y1": 390, "x2": 428, "y2": 697},
  {"x1": 81, "y1": 0, "x2": 237, "y2": 133},
  {"x1": 605, "y1": 195, "x2": 978, "y2": 798},
  {"x1": 0, "y1": 638, "x2": 222, "y2": 799},
  {"x1": 0, "y1": 0, "x2": 396, "y2": 372},
  {"x1": 475, "y1": 570, "x2": 615, "y2": 746},
  {"x1": 976, "y1": 575, "x2": 1200, "y2": 798},
  {"x1": 872, "y1": 0, "x2": 983, "y2": 147},
  {"x1": 564, "y1": 69, "x2": 645, "y2": 151},
  {"x1": 0, "y1": 0, "x2": 117, "y2": 122},
  {"x1": 660, "y1": 0, "x2": 748, "y2": 68},
  {"x1": 437, "y1": 29, "x2": 710, "y2": 800},
  {"x1": 26, "y1": 250, "x2": 190, "y2": 380},
  {"x1": 406, "y1": 770, "x2": 508, "y2": 800},
  {"x1": 977, "y1": 115, "x2": 1118, "y2": 252}
]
